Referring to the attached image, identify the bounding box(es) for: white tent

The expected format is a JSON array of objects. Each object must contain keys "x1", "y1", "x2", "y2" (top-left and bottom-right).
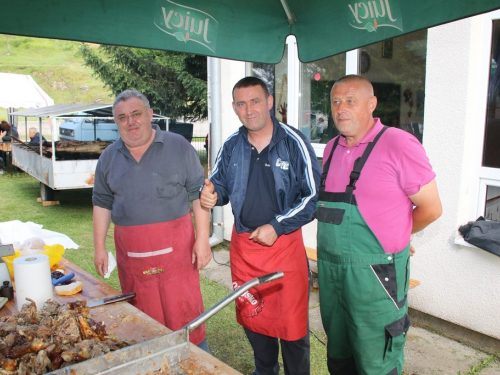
[{"x1": 0, "y1": 72, "x2": 54, "y2": 108}]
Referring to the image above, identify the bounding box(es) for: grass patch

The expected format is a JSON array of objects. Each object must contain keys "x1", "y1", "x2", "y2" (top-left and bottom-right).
[
  {"x1": 201, "y1": 278, "x2": 254, "y2": 373},
  {"x1": 459, "y1": 354, "x2": 499, "y2": 375},
  {"x1": 0, "y1": 172, "x2": 119, "y2": 289}
]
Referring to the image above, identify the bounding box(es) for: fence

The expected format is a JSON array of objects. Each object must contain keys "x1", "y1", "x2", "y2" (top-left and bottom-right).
[{"x1": 191, "y1": 136, "x2": 208, "y2": 165}]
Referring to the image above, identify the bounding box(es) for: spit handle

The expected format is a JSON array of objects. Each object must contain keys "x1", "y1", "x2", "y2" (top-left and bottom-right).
[
  {"x1": 187, "y1": 271, "x2": 284, "y2": 333},
  {"x1": 257, "y1": 271, "x2": 283, "y2": 285}
]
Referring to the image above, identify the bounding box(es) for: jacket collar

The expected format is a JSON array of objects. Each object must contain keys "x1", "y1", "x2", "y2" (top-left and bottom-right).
[{"x1": 238, "y1": 115, "x2": 287, "y2": 149}]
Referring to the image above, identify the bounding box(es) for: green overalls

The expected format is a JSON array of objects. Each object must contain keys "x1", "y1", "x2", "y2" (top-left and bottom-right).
[{"x1": 316, "y1": 127, "x2": 411, "y2": 375}]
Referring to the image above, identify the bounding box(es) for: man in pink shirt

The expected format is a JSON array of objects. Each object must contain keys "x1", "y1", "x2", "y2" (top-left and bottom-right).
[{"x1": 316, "y1": 75, "x2": 442, "y2": 375}]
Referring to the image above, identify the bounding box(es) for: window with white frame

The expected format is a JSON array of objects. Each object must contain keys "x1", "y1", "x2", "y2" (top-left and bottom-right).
[
  {"x1": 297, "y1": 29, "x2": 427, "y2": 157},
  {"x1": 480, "y1": 17, "x2": 500, "y2": 221}
]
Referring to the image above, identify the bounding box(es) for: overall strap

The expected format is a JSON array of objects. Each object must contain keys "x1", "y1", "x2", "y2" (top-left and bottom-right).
[
  {"x1": 319, "y1": 135, "x2": 341, "y2": 192},
  {"x1": 345, "y1": 126, "x2": 388, "y2": 196}
]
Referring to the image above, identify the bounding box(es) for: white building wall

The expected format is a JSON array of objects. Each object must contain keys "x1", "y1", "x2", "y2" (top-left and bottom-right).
[{"x1": 410, "y1": 11, "x2": 500, "y2": 340}]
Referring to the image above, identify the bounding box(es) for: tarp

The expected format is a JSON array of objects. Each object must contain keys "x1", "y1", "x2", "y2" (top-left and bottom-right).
[
  {"x1": 0, "y1": 220, "x2": 78, "y2": 249},
  {"x1": 0, "y1": 73, "x2": 54, "y2": 108},
  {"x1": 0, "y1": 0, "x2": 499, "y2": 63}
]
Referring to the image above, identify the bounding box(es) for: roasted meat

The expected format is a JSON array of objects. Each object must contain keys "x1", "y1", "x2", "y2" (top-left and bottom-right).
[{"x1": 0, "y1": 299, "x2": 133, "y2": 374}]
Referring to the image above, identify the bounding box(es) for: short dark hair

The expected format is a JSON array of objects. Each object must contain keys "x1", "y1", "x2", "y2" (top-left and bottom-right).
[
  {"x1": 232, "y1": 77, "x2": 270, "y2": 100},
  {"x1": 112, "y1": 89, "x2": 150, "y2": 115}
]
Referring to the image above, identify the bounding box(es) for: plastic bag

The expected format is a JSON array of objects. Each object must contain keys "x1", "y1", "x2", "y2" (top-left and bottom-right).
[
  {"x1": 19, "y1": 237, "x2": 46, "y2": 256},
  {"x1": 40, "y1": 244, "x2": 65, "y2": 268}
]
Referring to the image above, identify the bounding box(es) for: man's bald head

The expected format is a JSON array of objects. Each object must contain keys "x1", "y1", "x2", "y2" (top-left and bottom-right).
[{"x1": 331, "y1": 75, "x2": 374, "y2": 97}]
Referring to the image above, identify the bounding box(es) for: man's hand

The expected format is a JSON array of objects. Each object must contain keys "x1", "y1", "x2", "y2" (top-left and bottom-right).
[
  {"x1": 200, "y1": 179, "x2": 218, "y2": 209},
  {"x1": 94, "y1": 248, "x2": 108, "y2": 277},
  {"x1": 410, "y1": 243, "x2": 416, "y2": 256},
  {"x1": 249, "y1": 224, "x2": 278, "y2": 247},
  {"x1": 192, "y1": 238, "x2": 212, "y2": 270}
]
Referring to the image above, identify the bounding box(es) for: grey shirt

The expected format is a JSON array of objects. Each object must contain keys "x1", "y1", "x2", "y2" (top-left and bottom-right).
[{"x1": 92, "y1": 125, "x2": 204, "y2": 226}]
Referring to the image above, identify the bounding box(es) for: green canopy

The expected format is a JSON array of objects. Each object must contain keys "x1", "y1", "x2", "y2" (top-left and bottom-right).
[{"x1": 1, "y1": 0, "x2": 499, "y2": 63}]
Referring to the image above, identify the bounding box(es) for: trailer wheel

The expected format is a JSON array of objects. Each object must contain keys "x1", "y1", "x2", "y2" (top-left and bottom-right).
[{"x1": 40, "y1": 183, "x2": 55, "y2": 202}]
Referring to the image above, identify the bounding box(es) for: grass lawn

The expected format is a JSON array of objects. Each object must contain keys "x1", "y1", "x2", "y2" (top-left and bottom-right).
[{"x1": 0, "y1": 171, "x2": 329, "y2": 374}]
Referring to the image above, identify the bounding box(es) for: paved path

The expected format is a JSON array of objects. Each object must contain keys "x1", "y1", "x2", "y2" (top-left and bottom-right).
[{"x1": 201, "y1": 249, "x2": 500, "y2": 375}]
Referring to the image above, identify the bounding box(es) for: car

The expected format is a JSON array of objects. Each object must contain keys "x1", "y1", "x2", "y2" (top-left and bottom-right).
[
  {"x1": 59, "y1": 117, "x2": 119, "y2": 142},
  {"x1": 168, "y1": 120, "x2": 193, "y2": 143}
]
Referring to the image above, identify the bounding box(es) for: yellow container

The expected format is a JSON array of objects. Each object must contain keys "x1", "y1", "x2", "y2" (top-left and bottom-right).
[{"x1": 1, "y1": 244, "x2": 65, "y2": 280}]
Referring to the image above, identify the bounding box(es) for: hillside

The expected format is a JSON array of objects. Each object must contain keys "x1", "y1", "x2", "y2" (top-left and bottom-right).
[{"x1": 0, "y1": 34, "x2": 112, "y2": 120}]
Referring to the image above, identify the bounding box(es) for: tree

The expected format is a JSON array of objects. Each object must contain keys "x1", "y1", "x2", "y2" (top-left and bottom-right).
[{"x1": 80, "y1": 44, "x2": 207, "y2": 121}]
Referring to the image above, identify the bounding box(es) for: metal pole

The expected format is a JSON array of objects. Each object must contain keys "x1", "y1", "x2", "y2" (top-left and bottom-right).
[{"x1": 207, "y1": 57, "x2": 224, "y2": 247}]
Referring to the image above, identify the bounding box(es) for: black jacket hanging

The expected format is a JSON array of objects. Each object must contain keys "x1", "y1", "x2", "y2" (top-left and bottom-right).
[{"x1": 458, "y1": 216, "x2": 500, "y2": 257}]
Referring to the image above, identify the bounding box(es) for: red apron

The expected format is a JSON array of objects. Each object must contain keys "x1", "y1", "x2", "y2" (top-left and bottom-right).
[
  {"x1": 230, "y1": 226, "x2": 309, "y2": 341},
  {"x1": 114, "y1": 213, "x2": 205, "y2": 345}
]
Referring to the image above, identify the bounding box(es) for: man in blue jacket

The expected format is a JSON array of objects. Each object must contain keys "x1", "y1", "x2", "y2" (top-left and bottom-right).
[
  {"x1": 28, "y1": 127, "x2": 46, "y2": 145},
  {"x1": 201, "y1": 76, "x2": 321, "y2": 375}
]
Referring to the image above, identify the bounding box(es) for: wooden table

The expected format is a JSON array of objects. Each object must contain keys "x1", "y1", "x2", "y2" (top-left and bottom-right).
[
  {"x1": 0, "y1": 143, "x2": 12, "y2": 152},
  {"x1": 0, "y1": 258, "x2": 242, "y2": 375}
]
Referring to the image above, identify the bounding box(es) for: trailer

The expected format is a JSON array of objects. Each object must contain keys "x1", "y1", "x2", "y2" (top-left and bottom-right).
[{"x1": 10, "y1": 104, "x2": 168, "y2": 201}]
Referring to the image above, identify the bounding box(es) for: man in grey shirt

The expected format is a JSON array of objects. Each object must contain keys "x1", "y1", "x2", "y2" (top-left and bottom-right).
[{"x1": 92, "y1": 89, "x2": 211, "y2": 350}]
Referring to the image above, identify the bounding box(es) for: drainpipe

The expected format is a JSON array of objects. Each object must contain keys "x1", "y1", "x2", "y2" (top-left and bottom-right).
[{"x1": 208, "y1": 57, "x2": 224, "y2": 247}]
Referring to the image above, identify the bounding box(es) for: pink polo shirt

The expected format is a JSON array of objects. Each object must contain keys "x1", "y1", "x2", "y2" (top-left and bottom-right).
[{"x1": 322, "y1": 119, "x2": 436, "y2": 253}]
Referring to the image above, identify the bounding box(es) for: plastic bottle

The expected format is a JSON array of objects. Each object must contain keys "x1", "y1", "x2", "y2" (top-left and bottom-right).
[{"x1": 0, "y1": 281, "x2": 14, "y2": 300}]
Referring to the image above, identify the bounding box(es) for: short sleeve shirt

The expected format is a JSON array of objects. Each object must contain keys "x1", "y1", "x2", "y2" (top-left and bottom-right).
[
  {"x1": 323, "y1": 119, "x2": 436, "y2": 253},
  {"x1": 92, "y1": 125, "x2": 204, "y2": 226}
]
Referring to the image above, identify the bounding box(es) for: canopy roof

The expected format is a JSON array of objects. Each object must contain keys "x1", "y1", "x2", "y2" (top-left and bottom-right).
[
  {"x1": 0, "y1": 73, "x2": 54, "y2": 108},
  {"x1": 1, "y1": 1, "x2": 499, "y2": 63},
  {"x1": 9, "y1": 103, "x2": 168, "y2": 119}
]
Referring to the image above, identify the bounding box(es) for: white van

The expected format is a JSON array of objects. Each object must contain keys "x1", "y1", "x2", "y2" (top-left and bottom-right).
[{"x1": 59, "y1": 117, "x2": 119, "y2": 142}]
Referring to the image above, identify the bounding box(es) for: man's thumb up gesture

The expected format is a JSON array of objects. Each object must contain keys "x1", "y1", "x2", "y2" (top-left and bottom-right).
[{"x1": 200, "y1": 179, "x2": 218, "y2": 209}]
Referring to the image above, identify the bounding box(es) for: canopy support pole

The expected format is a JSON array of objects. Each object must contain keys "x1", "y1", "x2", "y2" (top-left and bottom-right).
[
  {"x1": 207, "y1": 57, "x2": 224, "y2": 248},
  {"x1": 280, "y1": 0, "x2": 296, "y2": 26}
]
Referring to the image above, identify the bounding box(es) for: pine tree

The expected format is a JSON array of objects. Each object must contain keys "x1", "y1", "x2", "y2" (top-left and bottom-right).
[{"x1": 80, "y1": 44, "x2": 207, "y2": 121}]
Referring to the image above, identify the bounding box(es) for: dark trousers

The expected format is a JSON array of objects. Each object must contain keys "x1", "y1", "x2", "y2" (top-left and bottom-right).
[{"x1": 244, "y1": 327, "x2": 310, "y2": 375}]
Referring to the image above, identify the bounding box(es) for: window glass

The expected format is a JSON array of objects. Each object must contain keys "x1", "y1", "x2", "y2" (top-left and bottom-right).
[
  {"x1": 252, "y1": 64, "x2": 275, "y2": 95},
  {"x1": 298, "y1": 29, "x2": 427, "y2": 146},
  {"x1": 360, "y1": 29, "x2": 427, "y2": 143},
  {"x1": 252, "y1": 45, "x2": 288, "y2": 123},
  {"x1": 483, "y1": 19, "x2": 500, "y2": 168},
  {"x1": 299, "y1": 54, "x2": 345, "y2": 143},
  {"x1": 485, "y1": 185, "x2": 500, "y2": 221}
]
